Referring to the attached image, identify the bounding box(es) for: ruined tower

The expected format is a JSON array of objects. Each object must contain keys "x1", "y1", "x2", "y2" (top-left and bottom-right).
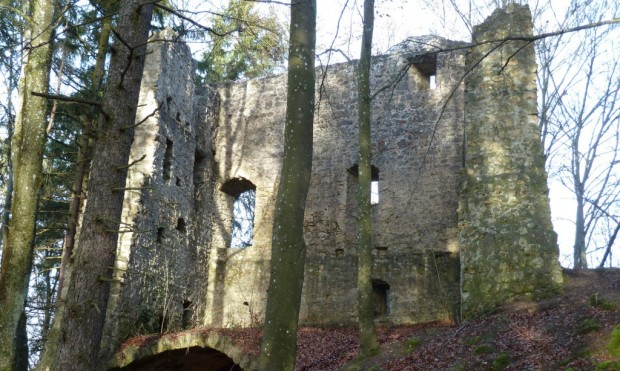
[{"x1": 459, "y1": 4, "x2": 563, "y2": 315}]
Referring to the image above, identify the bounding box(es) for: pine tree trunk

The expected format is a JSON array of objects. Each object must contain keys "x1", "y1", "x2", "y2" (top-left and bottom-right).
[
  {"x1": 39, "y1": 9, "x2": 113, "y2": 366},
  {"x1": 356, "y1": 0, "x2": 379, "y2": 358},
  {"x1": 58, "y1": 2, "x2": 112, "y2": 291},
  {"x1": 48, "y1": 2, "x2": 153, "y2": 370},
  {"x1": 258, "y1": 1, "x2": 316, "y2": 370},
  {"x1": 0, "y1": 0, "x2": 56, "y2": 368}
]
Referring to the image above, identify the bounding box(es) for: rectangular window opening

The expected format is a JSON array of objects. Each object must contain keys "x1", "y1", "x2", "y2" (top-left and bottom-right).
[
  {"x1": 371, "y1": 180, "x2": 379, "y2": 205},
  {"x1": 411, "y1": 53, "x2": 437, "y2": 91},
  {"x1": 163, "y1": 138, "x2": 173, "y2": 181}
]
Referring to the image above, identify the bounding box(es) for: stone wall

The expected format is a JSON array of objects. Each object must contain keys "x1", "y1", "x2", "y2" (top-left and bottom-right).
[
  {"x1": 102, "y1": 4, "x2": 565, "y2": 362},
  {"x1": 200, "y1": 37, "x2": 466, "y2": 327},
  {"x1": 459, "y1": 4, "x2": 563, "y2": 316},
  {"x1": 100, "y1": 30, "x2": 199, "y2": 360}
]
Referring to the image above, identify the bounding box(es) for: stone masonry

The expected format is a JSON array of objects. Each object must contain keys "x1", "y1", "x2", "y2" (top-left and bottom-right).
[
  {"x1": 459, "y1": 4, "x2": 563, "y2": 316},
  {"x1": 99, "y1": 4, "x2": 562, "y2": 364}
]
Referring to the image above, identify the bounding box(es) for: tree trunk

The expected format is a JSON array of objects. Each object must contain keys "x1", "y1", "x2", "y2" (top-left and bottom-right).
[
  {"x1": 15, "y1": 309, "x2": 28, "y2": 371},
  {"x1": 0, "y1": 47, "x2": 17, "y2": 255},
  {"x1": 47, "y1": 2, "x2": 153, "y2": 370},
  {"x1": 58, "y1": 1, "x2": 112, "y2": 292},
  {"x1": 39, "y1": 8, "x2": 113, "y2": 365},
  {"x1": 258, "y1": 1, "x2": 316, "y2": 370},
  {"x1": 356, "y1": 0, "x2": 379, "y2": 358},
  {"x1": 0, "y1": 0, "x2": 57, "y2": 368},
  {"x1": 599, "y1": 221, "x2": 620, "y2": 268},
  {"x1": 573, "y1": 190, "x2": 588, "y2": 268}
]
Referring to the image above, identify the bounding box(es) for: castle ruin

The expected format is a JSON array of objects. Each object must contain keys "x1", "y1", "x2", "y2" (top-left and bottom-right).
[{"x1": 101, "y1": 4, "x2": 563, "y2": 368}]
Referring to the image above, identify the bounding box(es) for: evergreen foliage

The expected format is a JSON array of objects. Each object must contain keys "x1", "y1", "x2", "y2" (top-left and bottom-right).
[{"x1": 196, "y1": 0, "x2": 286, "y2": 83}]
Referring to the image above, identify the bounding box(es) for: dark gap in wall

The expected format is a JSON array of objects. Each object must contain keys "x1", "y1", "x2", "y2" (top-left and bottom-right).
[
  {"x1": 372, "y1": 279, "x2": 391, "y2": 316},
  {"x1": 176, "y1": 218, "x2": 186, "y2": 234},
  {"x1": 182, "y1": 300, "x2": 192, "y2": 329},
  {"x1": 220, "y1": 177, "x2": 256, "y2": 197},
  {"x1": 193, "y1": 149, "x2": 207, "y2": 185},
  {"x1": 347, "y1": 164, "x2": 380, "y2": 180},
  {"x1": 348, "y1": 164, "x2": 380, "y2": 204},
  {"x1": 156, "y1": 227, "x2": 165, "y2": 243},
  {"x1": 176, "y1": 177, "x2": 181, "y2": 186},
  {"x1": 163, "y1": 138, "x2": 173, "y2": 181},
  {"x1": 410, "y1": 53, "x2": 437, "y2": 90}
]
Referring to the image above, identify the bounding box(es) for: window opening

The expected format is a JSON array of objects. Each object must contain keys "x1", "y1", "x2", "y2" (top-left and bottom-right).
[
  {"x1": 348, "y1": 164, "x2": 380, "y2": 204},
  {"x1": 429, "y1": 74, "x2": 437, "y2": 89},
  {"x1": 193, "y1": 150, "x2": 207, "y2": 185},
  {"x1": 163, "y1": 138, "x2": 173, "y2": 181},
  {"x1": 372, "y1": 279, "x2": 391, "y2": 316},
  {"x1": 221, "y1": 177, "x2": 256, "y2": 247},
  {"x1": 371, "y1": 180, "x2": 379, "y2": 205},
  {"x1": 176, "y1": 218, "x2": 186, "y2": 234},
  {"x1": 156, "y1": 227, "x2": 165, "y2": 243},
  {"x1": 410, "y1": 53, "x2": 437, "y2": 90},
  {"x1": 182, "y1": 300, "x2": 193, "y2": 329}
]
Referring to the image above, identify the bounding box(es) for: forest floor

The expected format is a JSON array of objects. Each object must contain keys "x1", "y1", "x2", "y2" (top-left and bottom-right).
[{"x1": 224, "y1": 268, "x2": 620, "y2": 370}]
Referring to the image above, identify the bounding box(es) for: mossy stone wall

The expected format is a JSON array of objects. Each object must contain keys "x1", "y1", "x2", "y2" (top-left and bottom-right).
[{"x1": 459, "y1": 4, "x2": 563, "y2": 317}]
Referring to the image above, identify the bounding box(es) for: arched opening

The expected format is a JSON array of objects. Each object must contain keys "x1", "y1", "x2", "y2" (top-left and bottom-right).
[
  {"x1": 114, "y1": 346, "x2": 241, "y2": 371},
  {"x1": 221, "y1": 177, "x2": 256, "y2": 247},
  {"x1": 372, "y1": 278, "x2": 390, "y2": 317}
]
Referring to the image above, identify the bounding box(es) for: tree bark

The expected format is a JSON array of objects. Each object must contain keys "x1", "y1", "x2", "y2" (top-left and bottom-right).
[
  {"x1": 0, "y1": 0, "x2": 57, "y2": 369},
  {"x1": 258, "y1": 1, "x2": 316, "y2": 370},
  {"x1": 599, "y1": 221, "x2": 620, "y2": 268},
  {"x1": 0, "y1": 46, "x2": 17, "y2": 255},
  {"x1": 47, "y1": 2, "x2": 154, "y2": 370},
  {"x1": 356, "y1": 0, "x2": 379, "y2": 358},
  {"x1": 573, "y1": 192, "x2": 588, "y2": 268}
]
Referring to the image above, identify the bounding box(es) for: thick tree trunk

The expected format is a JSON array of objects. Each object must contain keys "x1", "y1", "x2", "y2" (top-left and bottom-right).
[
  {"x1": 258, "y1": 1, "x2": 316, "y2": 370},
  {"x1": 47, "y1": 2, "x2": 153, "y2": 370},
  {"x1": 59, "y1": 2, "x2": 112, "y2": 290},
  {"x1": 43, "y1": 1, "x2": 112, "y2": 353},
  {"x1": 356, "y1": 0, "x2": 379, "y2": 358},
  {"x1": 0, "y1": 0, "x2": 56, "y2": 369}
]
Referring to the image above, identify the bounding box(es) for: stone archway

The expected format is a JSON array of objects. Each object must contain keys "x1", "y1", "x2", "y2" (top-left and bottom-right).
[
  {"x1": 108, "y1": 331, "x2": 258, "y2": 371},
  {"x1": 112, "y1": 346, "x2": 240, "y2": 371}
]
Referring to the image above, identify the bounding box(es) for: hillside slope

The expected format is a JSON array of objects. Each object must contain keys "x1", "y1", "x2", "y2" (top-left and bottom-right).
[{"x1": 295, "y1": 269, "x2": 620, "y2": 370}]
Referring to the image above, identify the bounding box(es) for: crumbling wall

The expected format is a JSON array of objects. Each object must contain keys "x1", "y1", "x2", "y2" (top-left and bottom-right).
[
  {"x1": 459, "y1": 4, "x2": 563, "y2": 316},
  {"x1": 103, "y1": 8, "x2": 567, "y2": 358},
  {"x1": 101, "y1": 30, "x2": 198, "y2": 361},
  {"x1": 201, "y1": 36, "x2": 465, "y2": 327}
]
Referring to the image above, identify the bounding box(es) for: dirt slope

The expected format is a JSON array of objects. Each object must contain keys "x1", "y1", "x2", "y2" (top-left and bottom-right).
[{"x1": 291, "y1": 269, "x2": 620, "y2": 370}]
